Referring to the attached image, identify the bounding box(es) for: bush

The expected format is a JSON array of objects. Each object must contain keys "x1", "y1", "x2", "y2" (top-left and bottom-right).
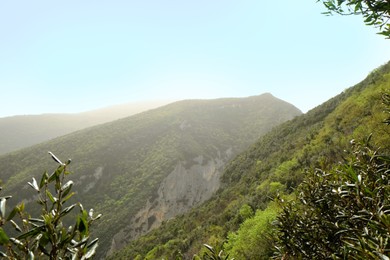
[
  {"x1": 274, "y1": 136, "x2": 390, "y2": 259},
  {"x1": 0, "y1": 152, "x2": 101, "y2": 259}
]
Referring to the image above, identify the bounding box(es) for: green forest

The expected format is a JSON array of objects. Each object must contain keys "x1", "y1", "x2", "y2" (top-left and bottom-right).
[
  {"x1": 1, "y1": 50, "x2": 390, "y2": 260},
  {"x1": 0, "y1": 94, "x2": 301, "y2": 259},
  {"x1": 105, "y1": 61, "x2": 390, "y2": 259},
  {"x1": 0, "y1": 1, "x2": 389, "y2": 259}
]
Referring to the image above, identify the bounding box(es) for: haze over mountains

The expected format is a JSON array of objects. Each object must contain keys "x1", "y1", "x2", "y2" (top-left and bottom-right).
[
  {"x1": 0, "y1": 100, "x2": 171, "y2": 155},
  {"x1": 108, "y1": 61, "x2": 390, "y2": 259},
  {"x1": 0, "y1": 93, "x2": 301, "y2": 257},
  {"x1": 1, "y1": 61, "x2": 389, "y2": 259}
]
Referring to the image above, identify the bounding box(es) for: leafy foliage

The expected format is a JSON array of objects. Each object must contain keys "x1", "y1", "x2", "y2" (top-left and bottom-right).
[
  {"x1": 318, "y1": 0, "x2": 390, "y2": 37},
  {"x1": 224, "y1": 202, "x2": 278, "y2": 259},
  {"x1": 193, "y1": 244, "x2": 232, "y2": 260},
  {"x1": 382, "y1": 91, "x2": 390, "y2": 125},
  {"x1": 274, "y1": 135, "x2": 389, "y2": 259},
  {"x1": 0, "y1": 152, "x2": 100, "y2": 259}
]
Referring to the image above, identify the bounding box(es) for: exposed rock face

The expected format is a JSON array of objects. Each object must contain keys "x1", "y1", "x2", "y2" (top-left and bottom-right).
[{"x1": 107, "y1": 148, "x2": 233, "y2": 256}]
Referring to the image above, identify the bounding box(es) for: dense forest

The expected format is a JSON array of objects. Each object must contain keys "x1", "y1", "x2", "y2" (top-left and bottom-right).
[
  {"x1": 0, "y1": 100, "x2": 169, "y2": 155},
  {"x1": 0, "y1": 62, "x2": 389, "y2": 259},
  {"x1": 0, "y1": 0, "x2": 389, "y2": 259},
  {"x1": 0, "y1": 94, "x2": 301, "y2": 258},
  {"x1": 108, "y1": 61, "x2": 390, "y2": 259}
]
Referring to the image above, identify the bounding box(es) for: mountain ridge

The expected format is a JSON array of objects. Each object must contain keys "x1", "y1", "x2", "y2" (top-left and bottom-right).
[
  {"x1": 0, "y1": 100, "x2": 171, "y2": 155},
  {"x1": 108, "y1": 61, "x2": 390, "y2": 259},
  {"x1": 0, "y1": 93, "x2": 301, "y2": 257}
]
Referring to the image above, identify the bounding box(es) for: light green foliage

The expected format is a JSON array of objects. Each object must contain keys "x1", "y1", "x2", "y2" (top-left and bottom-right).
[
  {"x1": 318, "y1": 0, "x2": 390, "y2": 37},
  {"x1": 238, "y1": 204, "x2": 254, "y2": 221},
  {"x1": 272, "y1": 158, "x2": 299, "y2": 184},
  {"x1": 269, "y1": 182, "x2": 284, "y2": 194},
  {"x1": 224, "y1": 202, "x2": 278, "y2": 259},
  {"x1": 382, "y1": 90, "x2": 390, "y2": 125},
  {"x1": 0, "y1": 153, "x2": 100, "y2": 259},
  {"x1": 256, "y1": 181, "x2": 286, "y2": 201}
]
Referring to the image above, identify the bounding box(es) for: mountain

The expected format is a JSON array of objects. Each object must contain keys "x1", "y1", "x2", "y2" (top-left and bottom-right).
[
  {"x1": 108, "y1": 62, "x2": 390, "y2": 259},
  {"x1": 0, "y1": 100, "x2": 171, "y2": 155},
  {"x1": 0, "y1": 93, "x2": 301, "y2": 257}
]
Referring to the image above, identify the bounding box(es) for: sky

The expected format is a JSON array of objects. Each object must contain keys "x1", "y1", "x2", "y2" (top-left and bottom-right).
[{"x1": 0, "y1": 1, "x2": 389, "y2": 117}]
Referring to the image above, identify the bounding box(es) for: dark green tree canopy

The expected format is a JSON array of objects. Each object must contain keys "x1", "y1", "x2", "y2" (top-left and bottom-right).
[{"x1": 318, "y1": 0, "x2": 390, "y2": 37}]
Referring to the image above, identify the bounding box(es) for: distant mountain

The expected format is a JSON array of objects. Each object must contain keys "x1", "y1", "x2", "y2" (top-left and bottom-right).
[
  {"x1": 0, "y1": 93, "x2": 301, "y2": 258},
  {"x1": 108, "y1": 62, "x2": 390, "y2": 259},
  {"x1": 0, "y1": 100, "x2": 171, "y2": 155}
]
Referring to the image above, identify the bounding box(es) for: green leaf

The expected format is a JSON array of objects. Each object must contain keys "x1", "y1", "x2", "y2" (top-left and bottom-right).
[
  {"x1": 59, "y1": 227, "x2": 73, "y2": 247},
  {"x1": 46, "y1": 190, "x2": 57, "y2": 204},
  {"x1": 61, "y1": 180, "x2": 74, "y2": 191},
  {"x1": 77, "y1": 213, "x2": 89, "y2": 236},
  {"x1": 10, "y1": 220, "x2": 22, "y2": 233},
  {"x1": 0, "y1": 228, "x2": 9, "y2": 245},
  {"x1": 377, "y1": 253, "x2": 389, "y2": 260},
  {"x1": 61, "y1": 181, "x2": 74, "y2": 198},
  {"x1": 27, "y1": 250, "x2": 34, "y2": 260},
  {"x1": 56, "y1": 165, "x2": 65, "y2": 175},
  {"x1": 39, "y1": 171, "x2": 49, "y2": 189},
  {"x1": 0, "y1": 198, "x2": 6, "y2": 218},
  {"x1": 6, "y1": 206, "x2": 18, "y2": 221},
  {"x1": 28, "y1": 218, "x2": 45, "y2": 224},
  {"x1": 62, "y1": 192, "x2": 75, "y2": 204},
  {"x1": 18, "y1": 202, "x2": 24, "y2": 212},
  {"x1": 9, "y1": 238, "x2": 23, "y2": 247},
  {"x1": 17, "y1": 226, "x2": 45, "y2": 240},
  {"x1": 71, "y1": 236, "x2": 89, "y2": 248},
  {"x1": 83, "y1": 239, "x2": 99, "y2": 259},
  {"x1": 86, "y1": 238, "x2": 99, "y2": 249},
  {"x1": 92, "y1": 214, "x2": 102, "y2": 221},
  {"x1": 47, "y1": 171, "x2": 57, "y2": 183},
  {"x1": 48, "y1": 165, "x2": 64, "y2": 183},
  {"x1": 27, "y1": 178, "x2": 40, "y2": 192},
  {"x1": 60, "y1": 204, "x2": 76, "y2": 217}
]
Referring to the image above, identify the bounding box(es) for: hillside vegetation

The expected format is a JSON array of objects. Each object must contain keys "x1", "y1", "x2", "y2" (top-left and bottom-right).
[
  {"x1": 108, "y1": 61, "x2": 390, "y2": 259},
  {"x1": 0, "y1": 100, "x2": 170, "y2": 155},
  {"x1": 0, "y1": 93, "x2": 300, "y2": 258}
]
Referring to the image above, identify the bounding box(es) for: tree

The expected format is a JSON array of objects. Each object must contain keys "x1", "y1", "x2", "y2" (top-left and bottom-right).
[
  {"x1": 318, "y1": 0, "x2": 390, "y2": 38},
  {"x1": 0, "y1": 152, "x2": 101, "y2": 259},
  {"x1": 273, "y1": 136, "x2": 390, "y2": 259},
  {"x1": 193, "y1": 244, "x2": 232, "y2": 260}
]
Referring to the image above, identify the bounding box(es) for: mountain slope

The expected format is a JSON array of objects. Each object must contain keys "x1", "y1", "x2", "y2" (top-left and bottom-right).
[
  {"x1": 0, "y1": 93, "x2": 301, "y2": 257},
  {"x1": 0, "y1": 100, "x2": 170, "y2": 155},
  {"x1": 109, "y1": 62, "x2": 390, "y2": 259}
]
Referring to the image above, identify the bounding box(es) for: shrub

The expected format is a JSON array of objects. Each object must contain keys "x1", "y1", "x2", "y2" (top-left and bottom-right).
[
  {"x1": 0, "y1": 152, "x2": 101, "y2": 259},
  {"x1": 274, "y1": 136, "x2": 390, "y2": 259}
]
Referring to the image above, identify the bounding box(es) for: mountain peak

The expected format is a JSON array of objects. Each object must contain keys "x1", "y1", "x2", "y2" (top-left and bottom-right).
[{"x1": 0, "y1": 94, "x2": 301, "y2": 257}]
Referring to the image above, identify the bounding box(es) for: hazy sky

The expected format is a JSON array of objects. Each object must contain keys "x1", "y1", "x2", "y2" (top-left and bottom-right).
[{"x1": 0, "y1": 1, "x2": 389, "y2": 117}]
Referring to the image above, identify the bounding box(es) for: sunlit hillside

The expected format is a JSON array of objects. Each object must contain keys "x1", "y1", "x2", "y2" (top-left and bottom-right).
[
  {"x1": 0, "y1": 93, "x2": 301, "y2": 258},
  {"x1": 109, "y1": 61, "x2": 390, "y2": 259}
]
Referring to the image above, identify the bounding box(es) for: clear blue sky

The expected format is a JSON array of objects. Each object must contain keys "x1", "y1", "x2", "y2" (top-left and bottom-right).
[{"x1": 0, "y1": 1, "x2": 389, "y2": 117}]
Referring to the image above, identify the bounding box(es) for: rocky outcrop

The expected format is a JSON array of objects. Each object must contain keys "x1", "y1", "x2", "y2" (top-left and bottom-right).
[{"x1": 107, "y1": 148, "x2": 233, "y2": 256}]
